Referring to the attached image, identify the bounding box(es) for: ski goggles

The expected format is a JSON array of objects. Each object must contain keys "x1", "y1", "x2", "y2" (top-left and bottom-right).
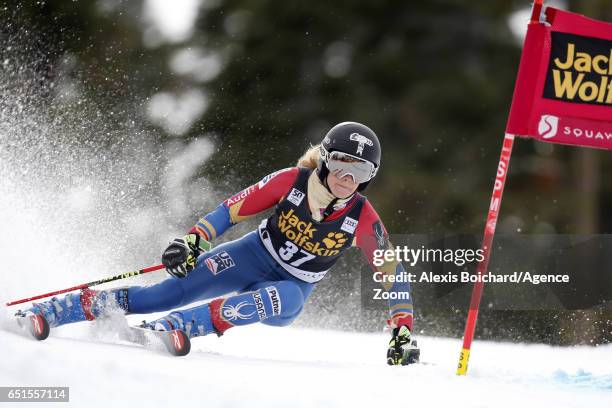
[{"x1": 322, "y1": 149, "x2": 377, "y2": 184}]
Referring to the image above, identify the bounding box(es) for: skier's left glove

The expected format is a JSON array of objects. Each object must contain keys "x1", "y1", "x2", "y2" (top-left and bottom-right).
[
  {"x1": 387, "y1": 326, "x2": 420, "y2": 365},
  {"x1": 162, "y1": 233, "x2": 211, "y2": 278}
]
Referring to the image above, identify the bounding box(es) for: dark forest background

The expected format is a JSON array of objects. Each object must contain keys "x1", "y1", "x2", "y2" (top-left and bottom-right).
[{"x1": 2, "y1": 0, "x2": 612, "y2": 345}]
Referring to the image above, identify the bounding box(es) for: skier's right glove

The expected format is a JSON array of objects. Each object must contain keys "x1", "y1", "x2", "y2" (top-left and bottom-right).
[
  {"x1": 387, "y1": 326, "x2": 420, "y2": 365},
  {"x1": 162, "y1": 233, "x2": 211, "y2": 278}
]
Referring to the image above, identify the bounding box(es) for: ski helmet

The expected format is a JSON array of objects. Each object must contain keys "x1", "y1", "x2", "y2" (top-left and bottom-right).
[{"x1": 317, "y1": 121, "x2": 381, "y2": 192}]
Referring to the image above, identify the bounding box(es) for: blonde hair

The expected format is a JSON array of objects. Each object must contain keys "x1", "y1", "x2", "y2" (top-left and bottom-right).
[{"x1": 296, "y1": 144, "x2": 321, "y2": 169}]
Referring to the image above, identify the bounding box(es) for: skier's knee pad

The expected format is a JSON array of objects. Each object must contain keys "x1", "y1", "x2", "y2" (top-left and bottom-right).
[
  {"x1": 271, "y1": 281, "x2": 305, "y2": 318},
  {"x1": 261, "y1": 304, "x2": 304, "y2": 327}
]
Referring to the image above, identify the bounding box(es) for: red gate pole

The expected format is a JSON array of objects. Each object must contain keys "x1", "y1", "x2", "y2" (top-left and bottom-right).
[
  {"x1": 456, "y1": 133, "x2": 515, "y2": 375},
  {"x1": 455, "y1": 0, "x2": 544, "y2": 376}
]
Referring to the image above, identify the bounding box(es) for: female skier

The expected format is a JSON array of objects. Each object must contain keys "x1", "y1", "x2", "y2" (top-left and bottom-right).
[{"x1": 23, "y1": 122, "x2": 416, "y2": 365}]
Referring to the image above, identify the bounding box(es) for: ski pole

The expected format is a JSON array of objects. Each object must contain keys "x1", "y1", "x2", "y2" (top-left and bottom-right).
[{"x1": 5, "y1": 264, "x2": 165, "y2": 306}]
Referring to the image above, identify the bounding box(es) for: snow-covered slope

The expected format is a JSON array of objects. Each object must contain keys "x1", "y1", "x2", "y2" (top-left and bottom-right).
[
  {"x1": 0, "y1": 58, "x2": 610, "y2": 408},
  {"x1": 1, "y1": 318, "x2": 610, "y2": 408}
]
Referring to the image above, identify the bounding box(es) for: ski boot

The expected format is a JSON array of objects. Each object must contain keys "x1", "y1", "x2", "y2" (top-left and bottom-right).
[
  {"x1": 140, "y1": 302, "x2": 218, "y2": 339},
  {"x1": 21, "y1": 287, "x2": 129, "y2": 329}
]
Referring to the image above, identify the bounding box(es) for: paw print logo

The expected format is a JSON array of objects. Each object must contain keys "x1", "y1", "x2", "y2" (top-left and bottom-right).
[{"x1": 322, "y1": 232, "x2": 347, "y2": 249}]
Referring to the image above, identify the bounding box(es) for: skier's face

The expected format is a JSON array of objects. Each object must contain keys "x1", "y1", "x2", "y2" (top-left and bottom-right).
[{"x1": 327, "y1": 170, "x2": 358, "y2": 198}]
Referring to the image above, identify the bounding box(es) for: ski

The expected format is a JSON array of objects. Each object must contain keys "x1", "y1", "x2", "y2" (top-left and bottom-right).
[
  {"x1": 15, "y1": 313, "x2": 50, "y2": 341},
  {"x1": 124, "y1": 326, "x2": 191, "y2": 357},
  {"x1": 13, "y1": 311, "x2": 190, "y2": 356}
]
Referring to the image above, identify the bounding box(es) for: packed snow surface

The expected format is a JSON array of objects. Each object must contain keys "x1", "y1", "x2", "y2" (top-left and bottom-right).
[{"x1": 1, "y1": 317, "x2": 610, "y2": 408}]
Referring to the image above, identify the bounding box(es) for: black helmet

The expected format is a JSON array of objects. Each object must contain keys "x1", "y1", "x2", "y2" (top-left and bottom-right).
[{"x1": 317, "y1": 121, "x2": 381, "y2": 192}]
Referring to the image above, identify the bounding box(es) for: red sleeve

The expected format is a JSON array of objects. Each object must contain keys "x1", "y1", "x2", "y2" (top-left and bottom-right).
[
  {"x1": 354, "y1": 200, "x2": 388, "y2": 266},
  {"x1": 224, "y1": 167, "x2": 299, "y2": 223},
  {"x1": 354, "y1": 200, "x2": 414, "y2": 330}
]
